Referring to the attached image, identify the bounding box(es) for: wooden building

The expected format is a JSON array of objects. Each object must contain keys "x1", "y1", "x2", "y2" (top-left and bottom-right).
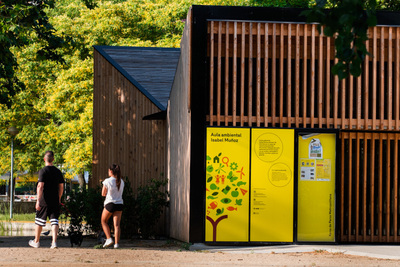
[
  {"x1": 92, "y1": 46, "x2": 180, "y2": 234},
  {"x1": 94, "y1": 6, "x2": 400, "y2": 243}
]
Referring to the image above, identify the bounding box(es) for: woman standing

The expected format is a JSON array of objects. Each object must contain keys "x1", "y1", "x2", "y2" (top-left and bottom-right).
[{"x1": 101, "y1": 164, "x2": 124, "y2": 248}]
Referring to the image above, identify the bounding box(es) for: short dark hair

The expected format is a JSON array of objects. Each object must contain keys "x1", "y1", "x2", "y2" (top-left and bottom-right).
[{"x1": 44, "y1": 151, "x2": 54, "y2": 162}]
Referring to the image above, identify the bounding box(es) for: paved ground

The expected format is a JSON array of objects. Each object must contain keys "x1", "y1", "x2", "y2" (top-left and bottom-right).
[
  {"x1": 1, "y1": 235, "x2": 400, "y2": 266},
  {"x1": 191, "y1": 243, "x2": 400, "y2": 260},
  {"x1": 4, "y1": 221, "x2": 400, "y2": 260},
  {"x1": 1, "y1": 222, "x2": 400, "y2": 266}
]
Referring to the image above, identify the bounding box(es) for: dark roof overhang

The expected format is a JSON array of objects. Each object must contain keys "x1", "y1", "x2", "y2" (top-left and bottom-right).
[{"x1": 142, "y1": 110, "x2": 167, "y2": 120}]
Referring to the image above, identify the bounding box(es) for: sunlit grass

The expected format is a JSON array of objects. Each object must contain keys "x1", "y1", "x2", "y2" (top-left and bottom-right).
[
  {"x1": 0, "y1": 203, "x2": 36, "y2": 222},
  {"x1": 0, "y1": 213, "x2": 36, "y2": 222},
  {"x1": 0, "y1": 209, "x2": 35, "y2": 235}
]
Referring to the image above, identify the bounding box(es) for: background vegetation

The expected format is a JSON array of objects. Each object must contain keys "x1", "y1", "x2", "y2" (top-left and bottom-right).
[
  {"x1": 61, "y1": 177, "x2": 168, "y2": 239},
  {"x1": 0, "y1": 0, "x2": 399, "y2": 183}
]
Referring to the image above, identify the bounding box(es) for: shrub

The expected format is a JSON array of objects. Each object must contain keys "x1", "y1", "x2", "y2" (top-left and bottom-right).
[
  {"x1": 62, "y1": 176, "x2": 169, "y2": 240},
  {"x1": 61, "y1": 186, "x2": 103, "y2": 236},
  {"x1": 82, "y1": 187, "x2": 103, "y2": 233},
  {"x1": 136, "y1": 178, "x2": 169, "y2": 239},
  {"x1": 120, "y1": 177, "x2": 137, "y2": 238},
  {"x1": 62, "y1": 189, "x2": 86, "y2": 236}
]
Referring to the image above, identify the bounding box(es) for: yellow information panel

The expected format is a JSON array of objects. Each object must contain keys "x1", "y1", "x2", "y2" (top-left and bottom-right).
[
  {"x1": 297, "y1": 133, "x2": 336, "y2": 242},
  {"x1": 205, "y1": 127, "x2": 250, "y2": 242},
  {"x1": 250, "y1": 128, "x2": 295, "y2": 242}
]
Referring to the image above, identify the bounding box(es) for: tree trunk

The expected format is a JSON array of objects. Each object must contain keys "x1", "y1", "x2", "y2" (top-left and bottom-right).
[{"x1": 77, "y1": 173, "x2": 86, "y2": 189}]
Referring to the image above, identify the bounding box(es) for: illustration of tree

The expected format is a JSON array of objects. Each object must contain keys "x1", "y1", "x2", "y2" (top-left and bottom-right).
[{"x1": 206, "y1": 152, "x2": 248, "y2": 242}]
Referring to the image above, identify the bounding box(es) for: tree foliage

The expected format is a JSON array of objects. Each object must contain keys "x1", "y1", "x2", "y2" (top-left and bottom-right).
[
  {"x1": 376, "y1": 0, "x2": 400, "y2": 11},
  {"x1": 0, "y1": 0, "x2": 269, "y2": 181},
  {"x1": 0, "y1": 0, "x2": 65, "y2": 106},
  {"x1": 0, "y1": 0, "x2": 399, "y2": 181},
  {"x1": 302, "y1": 0, "x2": 378, "y2": 79}
]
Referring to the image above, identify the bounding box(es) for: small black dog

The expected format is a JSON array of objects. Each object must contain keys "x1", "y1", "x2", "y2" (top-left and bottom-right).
[{"x1": 68, "y1": 227, "x2": 83, "y2": 247}]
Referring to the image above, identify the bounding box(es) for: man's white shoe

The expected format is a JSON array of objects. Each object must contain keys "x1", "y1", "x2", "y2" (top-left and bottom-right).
[
  {"x1": 50, "y1": 242, "x2": 58, "y2": 249},
  {"x1": 103, "y1": 238, "x2": 114, "y2": 248},
  {"x1": 29, "y1": 240, "x2": 40, "y2": 248}
]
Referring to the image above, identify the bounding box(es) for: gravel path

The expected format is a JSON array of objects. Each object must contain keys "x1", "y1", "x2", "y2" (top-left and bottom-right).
[{"x1": 1, "y1": 236, "x2": 399, "y2": 266}]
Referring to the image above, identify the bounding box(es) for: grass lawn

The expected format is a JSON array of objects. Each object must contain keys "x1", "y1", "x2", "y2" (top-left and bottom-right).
[{"x1": 0, "y1": 213, "x2": 36, "y2": 222}]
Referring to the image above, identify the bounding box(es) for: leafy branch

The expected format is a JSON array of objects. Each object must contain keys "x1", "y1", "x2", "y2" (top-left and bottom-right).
[
  {"x1": 0, "y1": 0, "x2": 66, "y2": 106},
  {"x1": 302, "y1": 0, "x2": 377, "y2": 79}
]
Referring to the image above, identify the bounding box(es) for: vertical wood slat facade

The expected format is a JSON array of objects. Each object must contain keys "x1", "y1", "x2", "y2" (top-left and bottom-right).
[
  {"x1": 341, "y1": 132, "x2": 400, "y2": 242},
  {"x1": 93, "y1": 49, "x2": 168, "y2": 234},
  {"x1": 206, "y1": 21, "x2": 400, "y2": 243},
  {"x1": 207, "y1": 22, "x2": 400, "y2": 130},
  {"x1": 93, "y1": 50, "x2": 167, "y2": 191}
]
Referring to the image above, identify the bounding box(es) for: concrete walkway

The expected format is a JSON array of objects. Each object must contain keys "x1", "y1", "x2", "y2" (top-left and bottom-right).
[
  {"x1": 2, "y1": 222, "x2": 400, "y2": 260},
  {"x1": 190, "y1": 243, "x2": 400, "y2": 260}
]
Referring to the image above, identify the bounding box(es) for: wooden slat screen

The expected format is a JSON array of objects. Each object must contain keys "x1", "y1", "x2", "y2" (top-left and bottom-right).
[
  {"x1": 206, "y1": 20, "x2": 400, "y2": 243},
  {"x1": 341, "y1": 132, "x2": 400, "y2": 242},
  {"x1": 207, "y1": 21, "x2": 400, "y2": 130}
]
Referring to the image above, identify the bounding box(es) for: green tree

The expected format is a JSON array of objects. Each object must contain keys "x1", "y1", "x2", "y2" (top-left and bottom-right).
[
  {"x1": 0, "y1": 0, "x2": 65, "y2": 107},
  {"x1": 302, "y1": 0, "x2": 400, "y2": 79},
  {"x1": 0, "y1": 0, "x2": 267, "y2": 181},
  {"x1": 376, "y1": 0, "x2": 400, "y2": 11},
  {"x1": 303, "y1": 0, "x2": 377, "y2": 79},
  {"x1": 3, "y1": 0, "x2": 398, "y2": 182},
  {"x1": 0, "y1": 0, "x2": 67, "y2": 181}
]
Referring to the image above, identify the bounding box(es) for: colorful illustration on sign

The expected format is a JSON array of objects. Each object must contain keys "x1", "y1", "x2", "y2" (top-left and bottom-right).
[
  {"x1": 206, "y1": 152, "x2": 248, "y2": 242},
  {"x1": 206, "y1": 127, "x2": 250, "y2": 242}
]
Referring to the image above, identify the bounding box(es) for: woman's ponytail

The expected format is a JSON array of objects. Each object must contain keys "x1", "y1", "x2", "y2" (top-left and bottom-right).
[{"x1": 110, "y1": 164, "x2": 122, "y2": 190}]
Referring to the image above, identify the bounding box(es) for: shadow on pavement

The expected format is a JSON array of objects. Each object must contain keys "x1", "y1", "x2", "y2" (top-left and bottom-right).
[
  {"x1": 0, "y1": 235, "x2": 184, "y2": 250},
  {"x1": 0, "y1": 235, "x2": 98, "y2": 248}
]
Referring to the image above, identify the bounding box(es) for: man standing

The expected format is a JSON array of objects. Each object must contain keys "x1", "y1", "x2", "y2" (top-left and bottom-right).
[{"x1": 29, "y1": 151, "x2": 64, "y2": 249}]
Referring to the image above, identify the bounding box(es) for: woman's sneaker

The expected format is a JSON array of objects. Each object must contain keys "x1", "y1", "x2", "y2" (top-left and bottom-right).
[
  {"x1": 103, "y1": 238, "x2": 114, "y2": 248},
  {"x1": 29, "y1": 240, "x2": 40, "y2": 248},
  {"x1": 114, "y1": 244, "x2": 119, "y2": 249},
  {"x1": 50, "y1": 242, "x2": 58, "y2": 249}
]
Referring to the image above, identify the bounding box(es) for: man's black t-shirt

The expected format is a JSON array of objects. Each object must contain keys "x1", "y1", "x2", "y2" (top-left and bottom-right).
[{"x1": 38, "y1": 166, "x2": 65, "y2": 207}]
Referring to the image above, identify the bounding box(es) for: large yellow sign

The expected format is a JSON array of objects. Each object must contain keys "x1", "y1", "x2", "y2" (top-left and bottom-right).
[
  {"x1": 205, "y1": 127, "x2": 250, "y2": 242},
  {"x1": 297, "y1": 133, "x2": 336, "y2": 242},
  {"x1": 250, "y1": 128, "x2": 294, "y2": 242},
  {"x1": 205, "y1": 127, "x2": 295, "y2": 243}
]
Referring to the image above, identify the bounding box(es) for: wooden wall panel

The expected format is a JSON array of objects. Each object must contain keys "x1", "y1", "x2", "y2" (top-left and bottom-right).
[
  {"x1": 167, "y1": 8, "x2": 192, "y2": 242},
  {"x1": 93, "y1": 50, "x2": 167, "y2": 234}
]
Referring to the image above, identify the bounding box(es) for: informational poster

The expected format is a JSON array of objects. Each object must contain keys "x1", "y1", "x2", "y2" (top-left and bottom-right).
[
  {"x1": 205, "y1": 127, "x2": 250, "y2": 242},
  {"x1": 299, "y1": 158, "x2": 332, "y2": 182},
  {"x1": 250, "y1": 128, "x2": 295, "y2": 242},
  {"x1": 297, "y1": 133, "x2": 336, "y2": 242}
]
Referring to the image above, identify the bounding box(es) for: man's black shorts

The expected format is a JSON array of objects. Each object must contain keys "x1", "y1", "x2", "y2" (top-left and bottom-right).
[
  {"x1": 35, "y1": 205, "x2": 60, "y2": 226},
  {"x1": 105, "y1": 203, "x2": 123, "y2": 213}
]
